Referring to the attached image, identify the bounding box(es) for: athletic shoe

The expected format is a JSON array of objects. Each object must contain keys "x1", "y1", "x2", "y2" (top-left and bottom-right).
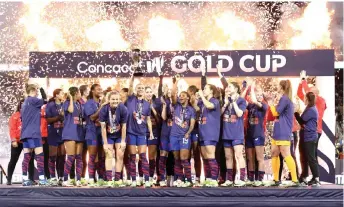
[
  {"x1": 88, "y1": 180, "x2": 97, "y2": 187},
  {"x1": 266, "y1": 180, "x2": 281, "y2": 187},
  {"x1": 149, "y1": 177, "x2": 155, "y2": 185},
  {"x1": 58, "y1": 178, "x2": 63, "y2": 186},
  {"x1": 159, "y1": 181, "x2": 167, "y2": 187},
  {"x1": 48, "y1": 178, "x2": 58, "y2": 187},
  {"x1": 39, "y1": 179, "x2": 49, "y2": 186},
  {"x1": 70, "y1": 179, "x2": 76, "y2": 186},
  {"x1": 253, "y1": 181, "x2": 264, "y2": 187},
  {"x1": 308, "y1": 179, "x2": 321, "y2": 187},
  {"x1": 193, "y1": 180, "x2": 202, "y2": 187},
  {"x1": 76, "y1": 180, "x2": 82, "y2": 187},
  {"x1": 202, "y1": 179, "x2": 211, "y2": 187},
  {"x1": 114, "y1": 180, "x2": 125, "y2": 187},
  {"x1": 234, "y1": 180, "x2": 246, "y2": 187},
  {"x1": 220, "y1": 180, "x2": 234, "y2": 187},
  {"x1": 245, "y1": 180, "x2": 254, "y2": 186},
  {"x1": 182, "y1": 181, "x2": 193, "y2": 188},
  {"x1": 207, "y1": 180, "x2": 218, "y2": 188},
  {"x1": 97, "y1": 179, "x2": 106, "y2": 187},
  {"x1": 282, "y1": 181, "x2": 300, "y2": 187},
  {"x1": 22, "y1": 179, "x2": 34, "y2": 186},
  {"x1": 62, "y1": 180, "x2": 74, "y2": 187},
  {"x1": 80, "y1": 178, "x2": 88, "y2": 186},
  {"x1": 173, "y1": 179, "x2": 183, "y2": 187},
  {"x1": 138, "y1": 177, "x2": 144, "y2": 186},
  {"x1": 124, "y1": 179, "x2": 132, "y2": 186},
  {"x1": 6, "y1": 180, "x2": 12, "y2": 185},
  {"x1": 130, "y1": 181, "x2": 137, "y2": 188},
  {"x1": 106, "y1": 181, "x2": 115, "y2": 188},
  {"x1": 144, "y1": 181, "x2": 152, "y2": 188}
]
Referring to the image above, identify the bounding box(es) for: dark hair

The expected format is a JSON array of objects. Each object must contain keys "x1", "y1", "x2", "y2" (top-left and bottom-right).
[
  {"x1": 187, "y1": 85, "x2": 198, "y2": 95},
  {"x1": 230, "y1": 82, "x2": 241, "y2": 94},
  {"x1": 87, "y1": 84, "x2": 100, "y2": 100},
  {"x1": 121, "y1": 88, "x2": 129, "y2": 93},
  {"x1": 206, "y1": 84, "x2": 220, "y2": 99},
  {"x1": 48, "y1": 89, "x2": 62, "y2": 102},
  {"x1": 79, "y1": 85, "x2": 88, "y2": 96},
  {"x1": 279, "y1": 80, "x2": 292, "y2": 101},
  {"x1": 145, "y1": 86, "x2": 152, "y2": 90},
  {"x1": 180, "y1": 91, "x2": 191, "y2": 105},
  {"x1": 306, "y1": 92, "x2": 316, "y2": 107},
  {"x1": 67, "y1": 87, "x2": 79, "y2": 100},
  {"x1": 16, "y1": 99, "x2": 24, "y2": 112}
]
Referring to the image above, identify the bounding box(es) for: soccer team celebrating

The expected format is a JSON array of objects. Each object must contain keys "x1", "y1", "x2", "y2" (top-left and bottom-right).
[{"x1": 7, "y1": 66, "x2": 326, "y2": 188}]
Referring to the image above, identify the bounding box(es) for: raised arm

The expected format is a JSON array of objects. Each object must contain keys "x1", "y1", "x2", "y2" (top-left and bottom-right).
[
  {"x1": 128, "y1": 68, "x2": 136, "y2": 95},
  {"x1": 198, "y1": 90, "x2": 214, "y2": 109},
  {"x1": 201, "y1": 65, "x2": 207, "y2": 90},
  {"x1": 171, "y1": 76, "x2": 178, "y2": 105},
  {"x1": 250, "y1": 81, "x2": 263, "y2": 108},
  {"x1": 161, "y1": 97, "x2": 167, "y2": 121},
  {"x1": 158, "y1": 73, "x2": 163, "y2": 98}
]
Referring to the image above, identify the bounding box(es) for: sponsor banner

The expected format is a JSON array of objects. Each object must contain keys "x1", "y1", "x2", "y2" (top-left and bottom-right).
[{"x1": 29, "y1": 50, "x2": 335, "y2": 78}]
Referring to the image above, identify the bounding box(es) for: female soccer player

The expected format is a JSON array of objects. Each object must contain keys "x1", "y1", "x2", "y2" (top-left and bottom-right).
[
  {"x1": 7, "y1": 100, "x2": 35, "y2": 185},
  {"x1": 45, "y1": 89, "x2": 65, "y2": 186},
  {"x1": 126, "y1": 69, "x2": 154, "y2": 188},
  {"x1": 99, "y1": 91, "x2": 128, "y2": 187},
  {"x1": 21, "y1": 84, "x2": 48, "y2": 186},
  {"x1": 295, "y1": 92, "x2": 320, "y2": 186},
  {"x1": 61, "y1": 87, "x2": 85, "y2": 187},
  {"x1": 221, "y1": 82, "x2": 247, "y2": 187},
  {"x1": 170, "y1": 77, "x2": 196, "y2": 187},
  {"x1": 158, "y1": 80, "x2": 174, "y2": 187},
  {"x1": 79, "y1": 85, "x2": 89, "y2": 185},
  {"x1": 268, "y1": 80, "x2": 299, "y2": 187},
  {"x1": 84, "y1": 84, "x2": 107, "y2": 187},
  {"x1": 197, "y1": 83, "x2": 221, "y2": 187},
  {"x1": 245, "y1": 82, "x2": 268, "y2": 187}
]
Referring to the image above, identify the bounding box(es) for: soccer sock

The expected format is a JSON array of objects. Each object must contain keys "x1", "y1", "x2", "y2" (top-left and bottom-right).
[
  {"x1": 138, "y1": 159, "x2": 143, "y2": 177},
  {"x1": 114, "y1": 172, "x2": 121, "y2": 181},
  {"x1": 57, "y1": 155, "x2": 66, "y2": 179},
  {"x1": 181, "y1": 159, "x2": 192, "y2": 182},
  {"x1": 22, "y1": 153, "x2": 32, "y2": 180},
  {"x1": 284, "y1": 155, "x2": 298, "y2": 182},
  {"x1": 158, "y1": 156, "x2": 167, "y2": 181},
  {"x1": 88, "y1": 154, "x2": 96, "y2": 179},
  {"x1": 174, "y1": 159, "x2": 183, "y2": 180},
  {"x1": 272, "y1": 156, "x2": 280, "y2": 181},
  {"x1": 35, "y1": 152, "x2": 45, "y2": 180},
  {"x1": 98, "y1": 155, "x2": 106, "y2": 180},
  {"x1": 248, "y1": 171, "x2": 254, "y2": 181},
  {"x1": 139, "y1": 153, "x2": 149, "y2": 182},
  {"x1": 129, "y1": 154, "x2": 137, "y2": 181},
  {"x1": 106, "y1": 170, "x2": 112, "y2": 181},
  {"x1": 208, "y1": 159, "x2": 218, "y2": 180},
  {"x1": 258, "y1": 171, "x2": 265, "y2": 181},
  {"x1": 149, "y1": 159, "x2": 156, "y2": 178},
  {"x1": 203, "y1": 159, "x2": 210, "y2": 180},
  {"x1": 48, "y1": 156, "x2": 57, "y2": 179},
  {"x1": 64, "y1": 155, "x2": 75, "y2": 181},
  {"x1": 75, "y1": 154, "x2": 83, "y2": 181},
  {"x1": 227, "y1": 169, "x2": 234, "y2": 181}
]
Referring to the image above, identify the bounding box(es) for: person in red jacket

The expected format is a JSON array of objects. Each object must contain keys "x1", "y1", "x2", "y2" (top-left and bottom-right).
[
  {"x1": 297, "y1": 70, "x2": 327, "y2": 158},
  {"x1": 7, "y1": 100, "x2": 35, "y2": 185},
  {"x1": 41, "y1": 104, "x2": 50, "y2": 179}
]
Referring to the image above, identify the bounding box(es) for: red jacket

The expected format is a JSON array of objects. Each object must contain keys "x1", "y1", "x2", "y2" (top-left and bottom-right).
[
  {"x1": 9, "y1": 111, "x2": 21, "y2": 142},
  {"x1": 41, "y1": 105, "x2": 48, "y2": 138},
  {"x1": 297, "y1": 80, "x2": 327, "y2": 134}
]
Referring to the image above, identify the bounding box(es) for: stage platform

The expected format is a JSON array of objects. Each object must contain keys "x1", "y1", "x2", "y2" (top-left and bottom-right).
[{"x1": 0, "y1": 184, "x2": 342, "y2": 207}]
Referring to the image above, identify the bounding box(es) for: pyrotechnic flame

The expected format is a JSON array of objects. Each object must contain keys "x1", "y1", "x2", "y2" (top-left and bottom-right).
[
  {"x1": 20, "y1": 1, "x2": 66, "y2": 51},
  {"x1": 144, "y1": 15, "x2": 185, "y2": 51},
  {"x1": 86, "y1": 20, "x2": 129, "y2": 51},
  {"x1": 209, "y1": 11, "x2": 256, "y2": 50},
  {"x1": 287, "y1": 1, "x2": 333, "y2": 49}
]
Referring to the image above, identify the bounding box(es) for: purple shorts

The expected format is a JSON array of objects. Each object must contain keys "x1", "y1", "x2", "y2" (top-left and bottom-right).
[
  {"x1": 86, "y1": 134, "x2": 103, "y2": 146},
  {"x1": 170, "y1": 136, "x2": 191, "y2": 151},
  {"x1": 223, "y1": 139, "x2": 244, "y2": 148},
  {"x1": 245, "y1": 137, "x2": 265, "y2": 148},
  {"x1": 107, "y1": 137, "x2": 122, "y2": 145},
  {"x1": 160, "y1": 136, "x2": 170, "y2": 152},
  {"x1": 127, "y1": 134, "x2": 147, "y2": 146},
  {"x1": 199, "y1": 140, "x2": 217, "y2": 146},
  {"x1": 22, "y1": 138, "x2": 42, "y2": 149},
  {"x1": 190, "y1": 132, "x2": 199, "y2": 143},
  {"x1": 147, "y1": 136, "x2": 160, "y2": 146}
]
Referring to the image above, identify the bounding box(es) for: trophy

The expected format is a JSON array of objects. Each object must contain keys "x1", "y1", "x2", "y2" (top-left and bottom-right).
[{"x1": 130, "y1": 48, "x2": 143, "y2": 77}]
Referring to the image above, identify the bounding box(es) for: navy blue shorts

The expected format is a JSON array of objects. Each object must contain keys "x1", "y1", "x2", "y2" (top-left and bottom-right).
[
  {"x1": 190, "y1": 132, "x2": 199, "y2": 143},
  {"x1": 199, "y1": 140, "x2": 217, "y2": 146},
  {"x1": 107, "y1": 137, "x2": 122, "y2": 145},
  {"x1": 160, "y1": 136, "x2": 170, "y2": 152},
  {"x1": 47, "y1": 136, "x2": 63, "y2": 147},
  {"x1": 245, "y1": 137, "x2": 265, "y2": 148},
  {"x1": 86, "y1": 134, "x2": 103, "y2": 146},
  {"x1": 147, "y1": 136, "x2": 159, "y2": 146},
  {"x1": 223, "y1": 139, "x2": 244, "y2": 148},
  {"x1": 127, "y1": 134, "x2": 147, "y2": 146},
  {"x1": 22, "y1": 138, "x2": 42, "y2": 149},
  {"x1": 170, "y1": 136, "x2": 191, "y2": 151}
]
